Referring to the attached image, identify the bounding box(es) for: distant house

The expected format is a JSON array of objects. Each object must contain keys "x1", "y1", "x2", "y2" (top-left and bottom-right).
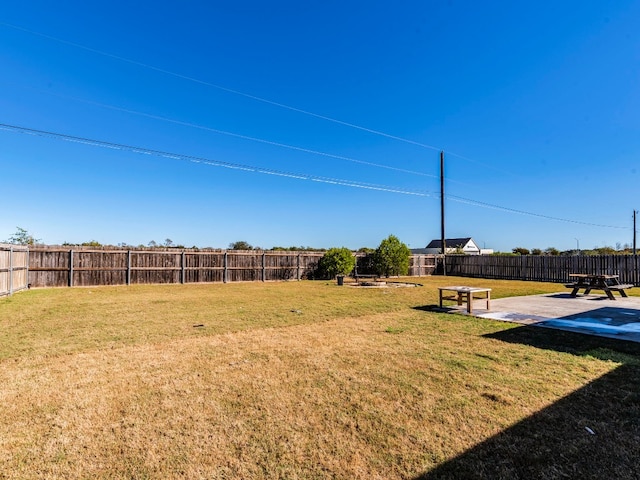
[{"x1": 423, "y1": 237, "x2": 492, "y2": 255}]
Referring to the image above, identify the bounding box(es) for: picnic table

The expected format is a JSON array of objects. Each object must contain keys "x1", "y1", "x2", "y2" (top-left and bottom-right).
[
  {"x1": 565, "y1": 274, "x2": 633, "y2": 300},
  {"x1": 438, "y1": 286, "x2": 491, "y2": 314}
]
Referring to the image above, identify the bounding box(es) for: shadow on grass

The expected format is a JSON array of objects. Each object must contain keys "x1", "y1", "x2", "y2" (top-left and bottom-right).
[{"x1": 414, "y1": 326, "x2": 640, "y2": 480}]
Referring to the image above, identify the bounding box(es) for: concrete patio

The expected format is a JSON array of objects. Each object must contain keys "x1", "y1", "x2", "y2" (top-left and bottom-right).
[{"x1": 441, "y1": 292, "x2": 640, "y2": 343}]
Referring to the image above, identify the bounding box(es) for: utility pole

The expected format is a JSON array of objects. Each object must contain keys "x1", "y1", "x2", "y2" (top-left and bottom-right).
[
  {"x1": 634, "y1": 210, "x2": 637, "y2": 256},
  {"x1": 440, "y1": 151, "x2": 446, "y2": 276},
  {"x1": 634, "y1": 210, "x2": 638, "y2": 287}
]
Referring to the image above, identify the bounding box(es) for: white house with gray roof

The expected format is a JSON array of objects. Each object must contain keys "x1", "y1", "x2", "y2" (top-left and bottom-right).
[{"x1": 421, "y1": 237, "x2": 492, "y2": 255}]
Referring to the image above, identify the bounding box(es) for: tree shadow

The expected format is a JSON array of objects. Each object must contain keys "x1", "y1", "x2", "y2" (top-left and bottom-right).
[{"x1": 414, "y1": 326, "x2": 640, "y2": 479}]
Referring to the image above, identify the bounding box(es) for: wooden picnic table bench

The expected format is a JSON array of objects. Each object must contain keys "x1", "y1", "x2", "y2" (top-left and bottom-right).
[
  {"x1": 565, "y1": 274, "x2": 633, "y2": 300},
  {"x1": 438, "y1": 286, "x2": 491, "y2": 314}
]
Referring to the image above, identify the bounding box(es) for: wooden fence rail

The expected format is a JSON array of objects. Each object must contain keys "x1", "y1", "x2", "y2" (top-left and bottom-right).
[
  {"x1": 26, "y1": 247, "x2": 438, "y2": 288},
  {"x1": 444, "y1": 254, "x2": 640, "y2": 286},
  {"x1": 0, "y1": 244, "x2": 29, "y2": 296},
  {"x1": 16, "y1": 248, "x2": 640, "y2": 290}
]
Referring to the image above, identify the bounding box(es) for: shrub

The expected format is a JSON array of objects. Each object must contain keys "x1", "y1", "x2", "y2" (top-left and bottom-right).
[{"x1": 318, "y1": 247, "x2": 356, "y2": 279}]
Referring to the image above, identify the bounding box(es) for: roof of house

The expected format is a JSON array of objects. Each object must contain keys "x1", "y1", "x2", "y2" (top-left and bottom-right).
[{"x1": 425, "y1": 237, "x2": 473, "y2": 249}]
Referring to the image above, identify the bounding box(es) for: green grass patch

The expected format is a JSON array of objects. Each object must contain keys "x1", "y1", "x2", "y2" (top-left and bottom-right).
[{"x1": 1, "y1": 277, "x2": 638, "y2": 479}]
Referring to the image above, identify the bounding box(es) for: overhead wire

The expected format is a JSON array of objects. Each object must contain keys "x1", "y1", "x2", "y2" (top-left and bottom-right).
[
  {"x1": 4, "y1": 84, "x2": 438, "y2": 179},
  {"x1": 0, "y1": 21, "x2": 523, "y2": 177},
  {"x1": 0, "y1": 123, "x2": 435, "y2": 198},
  {"x1": 0, "y1": 122, "x2": 630, "y2": 230},
  {"x1": 0, "y1": 22, "x2": 435, "y2": 150},
  {"x1": 447, "y1": 194, "x2": 629, "y2": 230},
  {"x1": 0, "y1": 23, "x2": 626, "y2": 229}
]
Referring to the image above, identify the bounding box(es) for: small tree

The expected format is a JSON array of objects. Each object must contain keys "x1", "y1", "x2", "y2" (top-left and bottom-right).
[
  {"x1": 372, "y1": 235, "x2": 411, "y2": 277},
  {"x1": 4, "y1": 227, "x2": 40, "y2": 245},
  {"x1": 229, "y1": 241, "x2": 253, "y2": 250},
  {"x1": 512, "y1": 247, "x2": 530, "y2": 255},
  {"x1": 318, "y1": 247, "x2": 356, "y2": 279}
]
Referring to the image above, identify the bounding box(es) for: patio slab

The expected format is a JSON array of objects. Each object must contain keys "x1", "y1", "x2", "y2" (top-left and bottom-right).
[{"x1": 444, "y1": 292, "x2": 640, "y2": 343}]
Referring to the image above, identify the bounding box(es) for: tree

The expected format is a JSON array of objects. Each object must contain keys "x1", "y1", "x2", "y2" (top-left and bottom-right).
[
  {"x1": 544, "y1": 247, "x2": 560, "y2": 256},
  {"x1": 512, "y1": 247, "x2": 530, "y2": 255},
  {"x1": 531, "y1": 248, "x2": 542, "y2": 255},
  {"x1": 4, "y1": 227, "x2": 40, "y2": 245},
  {"x1": 81, "y1": 240, "x2": 102, "y2": 247},
  {"x1": 164, "y1": 238, "x2": 174, "y2": 247},
  {"x1": 229, "y1": 241, "x2": 253, "y2": 250},
  {"x1": 372, "y1": 235, "x2": 411, "y2": 277},
  {"x1": 317, "y1": 247, "x2": 356, "y2": 279}
]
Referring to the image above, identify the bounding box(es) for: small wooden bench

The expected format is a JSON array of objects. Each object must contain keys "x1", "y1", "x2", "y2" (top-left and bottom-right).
[{"x1": 438, "y1": 286, "x2": 491, "y2": 314}]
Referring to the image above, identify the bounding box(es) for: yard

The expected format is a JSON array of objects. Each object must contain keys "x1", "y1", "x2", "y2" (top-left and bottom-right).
[{"x1": 1, "y1": 278, "x2": 639, "y2": 479}]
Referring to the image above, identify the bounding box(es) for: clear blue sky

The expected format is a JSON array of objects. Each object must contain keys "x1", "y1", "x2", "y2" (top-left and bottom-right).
[{"x1": 1, "y1": 1, "x2": 639, "y2": 252}]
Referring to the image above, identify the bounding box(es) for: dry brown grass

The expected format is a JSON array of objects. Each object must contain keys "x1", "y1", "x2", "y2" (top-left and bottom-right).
[{"x1": 1, "y1": 277, "x2": 638, "y2": 479}]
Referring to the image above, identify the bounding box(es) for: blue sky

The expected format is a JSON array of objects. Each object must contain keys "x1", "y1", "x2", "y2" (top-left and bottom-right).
[{"x1": 1, "y1": 1, "x2": 639, "y2": 252}]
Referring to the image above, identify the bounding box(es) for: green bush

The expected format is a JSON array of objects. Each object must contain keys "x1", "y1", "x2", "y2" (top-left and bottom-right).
[
  {"x1": 373, "y1": 235, "x2": 410, "y2": 277},
  {"x1": 318, "y1": 247, "x2": 356, "y2": 279}
]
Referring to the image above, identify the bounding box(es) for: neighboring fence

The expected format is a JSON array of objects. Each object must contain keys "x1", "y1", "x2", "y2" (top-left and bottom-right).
[
  {"x1": 409, "y1": 254, "x2": 438, "y2": 277},
  {"x1": 27, "y1": 247, "x2": 440, "y2": 288},
  {"x1": 445, "y1": 254, "x2": 640, "y2": 286},
  {"x1": 0, "y1": 244, "x2": 29, "y2": 296}
]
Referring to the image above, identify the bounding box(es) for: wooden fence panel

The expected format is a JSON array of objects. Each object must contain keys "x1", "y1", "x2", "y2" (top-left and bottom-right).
[
  {"x1": 297, "y1": 252, "x2": 323, "y2": 279},
  {"x1": 0, "y1": 244, "x2": 29, "y2": 296},
  {"x1": 445, "y1": 254, "x2": 640, "y2": 286},
  {"x1": 264, "y1": 253, "x2": 297, "y2": 281},
  {"x1": 184, "y1": 252, "x2": 224, "y2": 283},
  {"x1": 130, "y1": 251, "x2": 181, "y2": 284},
  {"x1": 28, "y1": 249, "x2": 70, "y2": 287}
]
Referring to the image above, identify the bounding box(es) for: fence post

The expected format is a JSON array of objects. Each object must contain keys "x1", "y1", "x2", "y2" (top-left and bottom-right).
[
  {"x1": 262, "y1": 252, "x2": 266, "y2": 282},
  {"x1": 297, "y1": 253, "x2": 301, "y2": 281},
  {"x1": 127, "y1": 250, "x2": 131, "y2": 285},
  {"x1": 181, "y1": 251, "x2": 185, "y2": 284},
  {"x1": 224, "y1": 251, "x2": 228, "y2": 283},
  {"x1": 9, "y1": 246, "x2": 13, "y2": 295},
  {"x1": 69, "y1": 249, "x2": 74, "y2": 287}
]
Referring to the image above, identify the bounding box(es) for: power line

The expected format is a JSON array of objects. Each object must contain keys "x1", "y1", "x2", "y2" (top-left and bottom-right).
[
  {"x1": 0, "y1": 123, "x2": 434, "y2": 198},
  {"x1": 8, "y1": 84, "x2": 438, "y2": 179},
  {"x1": 0, "y1": 22, "x2": 440, "y2": 150},
  {"x1": 448, "y1": 194, "x2": 629, "y2": 229},
  {"x1": 0, "y1": 122, "x2": 630, "y2": 231},
  {"x1": 0, "y1": 22, "x2": 526, "y2": 177}
]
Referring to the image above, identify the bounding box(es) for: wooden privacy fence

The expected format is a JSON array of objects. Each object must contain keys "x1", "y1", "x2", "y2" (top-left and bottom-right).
[
  {"x1": 445, "y1": 254, "x2": 640, "y2": 286},
  {"x1": 27, "y1": 247, "x2": 439, "y2": 288},
  {"x1": 29, "y1": 248, "x2": 325, "y2": 288},
  {"x1": 0, "y1": 244, "x2": 29, "y2": 296}
]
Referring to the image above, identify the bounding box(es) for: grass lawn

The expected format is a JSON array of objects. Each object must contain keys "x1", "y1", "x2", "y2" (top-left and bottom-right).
[{"x1": 1, "y1": 277, "x2": 638, "y2": 479}]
